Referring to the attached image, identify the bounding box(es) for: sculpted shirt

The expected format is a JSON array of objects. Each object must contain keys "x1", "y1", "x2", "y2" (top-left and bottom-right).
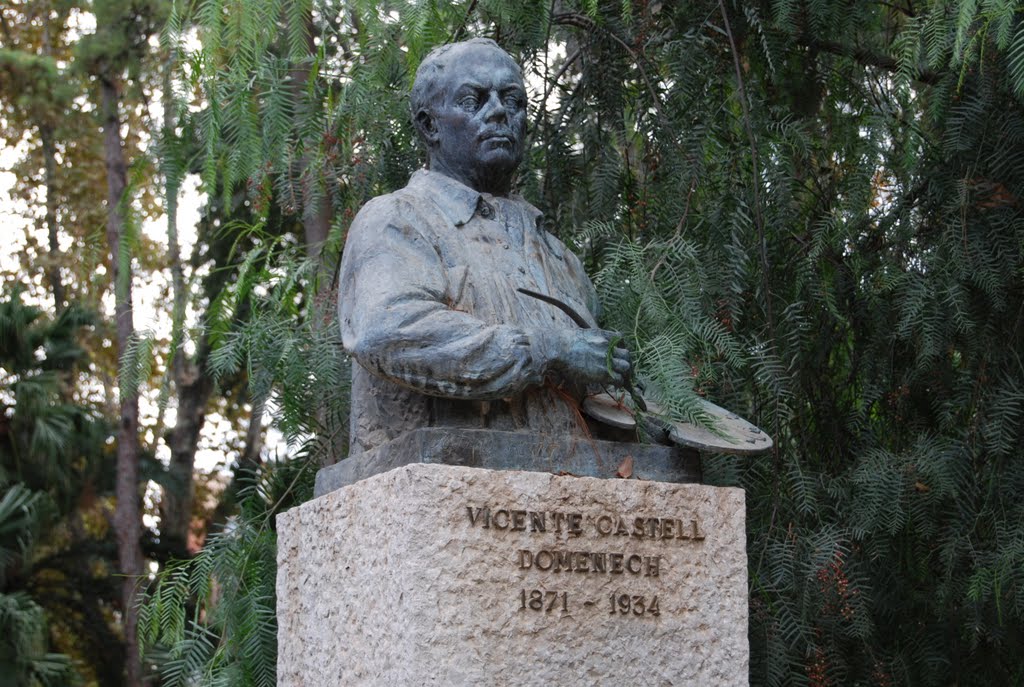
[{"x1": 339, "y1": 169, "x2": 601, "y2": 455}]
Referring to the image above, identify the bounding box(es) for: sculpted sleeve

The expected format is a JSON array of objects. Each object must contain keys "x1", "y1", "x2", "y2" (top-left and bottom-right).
[{"x1": 338, "y1": 194, "x2": 545, "y2": 399}]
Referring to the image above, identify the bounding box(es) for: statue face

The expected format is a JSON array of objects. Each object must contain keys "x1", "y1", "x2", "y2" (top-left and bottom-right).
[{"x1": 422, "y1": 45, "x2": 527, "y2": 194}]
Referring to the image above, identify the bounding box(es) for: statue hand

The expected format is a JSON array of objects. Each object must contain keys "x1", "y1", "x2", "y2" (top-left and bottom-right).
[{"x1": 536, "y1": 328, "x2": 632, "y2": 387}]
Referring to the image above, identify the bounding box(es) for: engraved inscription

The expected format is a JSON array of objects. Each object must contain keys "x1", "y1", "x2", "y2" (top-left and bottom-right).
[
  {"x1": 609, "y1": 593, "x2": 660, "y2": 617},
  {"x1": 465, "y1": 505, "x2": 705, "y2": 541},
  {"x1": 467, "y1": 506, "x2": 583, "y2": 535},
  {"x1": 517, "y1": 549, "x2": 661, "y2": 577},
  {"x1": 519, "y1": 589, "x2": 569, "y2": 613},
  {"x1": 463, "y1": 502, "x2": 706, "y2": 620},
  {"x1": 594, "y1": 515, "x2": 706, "y2": 541}
]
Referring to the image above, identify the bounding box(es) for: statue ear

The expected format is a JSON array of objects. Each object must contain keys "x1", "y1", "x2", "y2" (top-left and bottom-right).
[{"x1": 415, "y1": 109, "x2": 439, "y2": 145}]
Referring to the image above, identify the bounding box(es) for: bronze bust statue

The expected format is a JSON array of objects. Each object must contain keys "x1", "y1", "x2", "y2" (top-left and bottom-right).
[
  {"x1": 338, "y1": 38, "x2": 633, "y2": 456},
  {"x1": 335, "y1": 38, "x2": 770, "y2": 468}
]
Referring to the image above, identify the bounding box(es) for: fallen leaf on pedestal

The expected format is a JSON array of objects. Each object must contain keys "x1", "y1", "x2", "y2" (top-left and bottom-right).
[{"x1": 616, "y1": 455, "x2": 634, "y2": 478}]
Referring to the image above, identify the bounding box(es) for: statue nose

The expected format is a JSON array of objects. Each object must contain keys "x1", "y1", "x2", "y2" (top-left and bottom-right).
[{"x1": 483, "y1": 92, "x2": 507, "y2": 122}]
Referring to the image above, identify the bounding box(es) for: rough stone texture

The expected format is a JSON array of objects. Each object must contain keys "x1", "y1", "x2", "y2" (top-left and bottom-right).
[
  {"x1": 279, "y1": 463, "x2": 748, "y2": 686},
  {"x1": 314, "y1": 427, "x2": 702, "y2": 497}
]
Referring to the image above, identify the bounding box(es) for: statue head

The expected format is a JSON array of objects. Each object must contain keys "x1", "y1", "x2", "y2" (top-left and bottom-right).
[{"x1": 411, "y1": 38, "x2": 527, "y2": 196}]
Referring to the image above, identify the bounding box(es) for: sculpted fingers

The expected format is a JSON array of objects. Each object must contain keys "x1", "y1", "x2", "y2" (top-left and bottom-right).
[
  {"x1": 610, "y1": 347, "x2": 632, "y2": 378},
  {"x1": 609, "y1": 350, "x2": 633, "y2": 386},
  {"x1": 593, "y1": 330, "x2": 633, "y2": 386},
  {"x1": 534, "y1": 327, "x2": 634, "y2": 387}
]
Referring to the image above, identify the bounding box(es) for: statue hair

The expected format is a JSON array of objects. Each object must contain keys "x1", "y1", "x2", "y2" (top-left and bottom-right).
[{"x1": 409, "y1": 38, "x2": 522, "y2": 145}]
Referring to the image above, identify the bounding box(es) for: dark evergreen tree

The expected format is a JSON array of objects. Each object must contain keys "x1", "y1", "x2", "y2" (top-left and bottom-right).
[{"x1": 0, "y1": 288, "x2": 117, "y2": 686}]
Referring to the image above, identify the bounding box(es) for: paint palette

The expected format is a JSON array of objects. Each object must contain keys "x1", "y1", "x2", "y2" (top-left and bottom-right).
[{"x1": 583, "y1": 392, "x2": 773, "y2": 455}]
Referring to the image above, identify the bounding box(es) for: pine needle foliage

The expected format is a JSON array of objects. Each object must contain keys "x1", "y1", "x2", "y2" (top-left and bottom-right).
[
  {"x1": 139, "y1": 225, "x2": 346, "y2": 687},
  {"x1": 146, "y1": 0, "x2": 1024, "y2": 684},
  {"x1": 139, "y1": 456, "x2": 313, "y2": 687},
  {"x1": 205, "y1": 237, "x2": 351, "y2": 448}
]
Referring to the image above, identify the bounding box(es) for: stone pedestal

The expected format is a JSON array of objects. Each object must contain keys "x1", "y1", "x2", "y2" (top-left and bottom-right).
[{"x1": 277, "y1": 463, "x2": 748, "y2": 686}]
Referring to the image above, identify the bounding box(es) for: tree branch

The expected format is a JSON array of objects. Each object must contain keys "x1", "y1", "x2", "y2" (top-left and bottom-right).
[
  {"x1": 552, "y1": 12, "x2": 670, "y2": 126},
  {"x1": 451, "y1": 0, "x2": 479, "y2": 43},
  {"x1": 800, "y1": 35, "x2": 941, "y2": 85},
  {"x1": 718, "y1": 0, "x2": 780, "y2": 466}
]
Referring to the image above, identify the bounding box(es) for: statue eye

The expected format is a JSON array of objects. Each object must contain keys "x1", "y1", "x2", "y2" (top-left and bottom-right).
[
  {"x1": 502, "y1": 94, "x2": 524, "y2": 109},
  {"x1": 458, "y1": 94, "x2": 479, "y2": 111}
]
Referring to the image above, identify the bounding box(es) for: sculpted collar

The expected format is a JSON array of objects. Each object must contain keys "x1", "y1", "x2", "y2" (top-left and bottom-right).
[{"x1": 408, "y1": 168, "x2": 542, "y2": 228}]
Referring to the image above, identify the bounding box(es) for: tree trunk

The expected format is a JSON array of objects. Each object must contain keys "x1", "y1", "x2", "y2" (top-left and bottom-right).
[
  {"x1": 41, "y1": 127, "x2": 64, "y2": 312},
  {"x1": 39, "y1": 5, "x2": 64, "y2": 313},
  {"x1": 289, "y1": 9, "x2": 343, "y2": 466},
  {"x1": 240, "y1": 399, "x2": 265, "y2": 470},
  {"x1": 161, "y1": 356, "x2": 211, "y2": 557},
  {"x1": 294, "y1": 28, "x2": 334, "y2": 283},
  {"x1": 158, "y1": 59, "x2": 211, "y2": 560},
  {"x1": 101, "y1": 74, "x2": 143, "y2": 687}
]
